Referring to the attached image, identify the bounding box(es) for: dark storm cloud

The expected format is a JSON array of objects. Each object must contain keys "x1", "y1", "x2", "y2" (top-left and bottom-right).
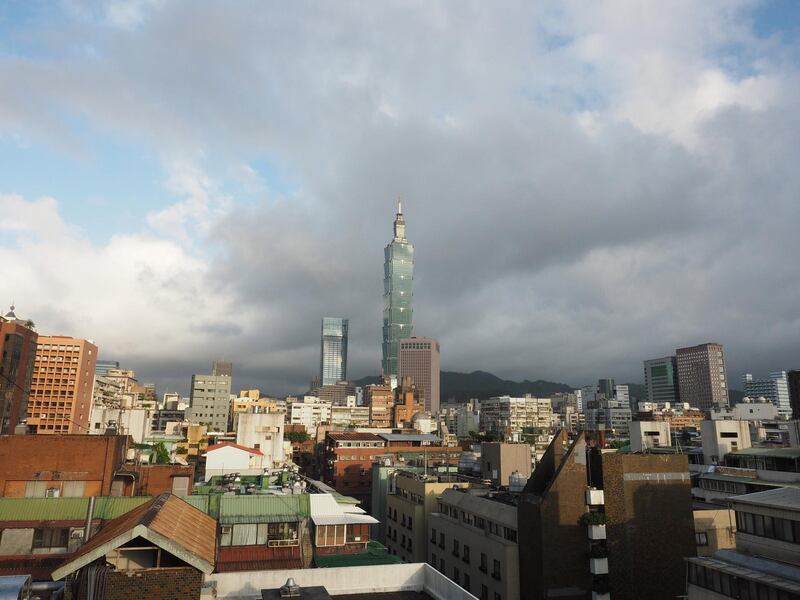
[{"x1": 2, "y1": 1, "x2": 799, "y2": 395}]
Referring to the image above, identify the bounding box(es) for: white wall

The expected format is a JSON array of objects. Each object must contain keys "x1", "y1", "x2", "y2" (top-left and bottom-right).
[
  {"x1": 701, "y1": 420, "x2": 751, "y2": 465},
  {"x1": 630, "y1": 421, "x2": 671, "y2": 452},
  {"x1": 204, "y1": 446, "x2": 262, "y2": 481},
  {"x1": 206, "y1": 563, "x2": 477, "y2": 600},
  {"x1": 236, "y1": 412, "x2": 285, "y2": 467}
]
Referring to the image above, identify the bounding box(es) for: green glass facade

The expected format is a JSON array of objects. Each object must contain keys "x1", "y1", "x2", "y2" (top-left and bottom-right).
[{"x1": 382, "y1": 203, "x2": 414, "y2": 377}]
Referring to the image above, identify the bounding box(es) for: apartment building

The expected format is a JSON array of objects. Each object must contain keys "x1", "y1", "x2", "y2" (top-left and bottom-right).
[
  {"x1": 366, "y1": 383, "x2": 394, "y2": 428},
  {"x1": 384, "y1": 471, "x2": 470, "y2": 563},
  {"x1": 480, "y1": 395, "x2": 553, "y2": 440},
  {"x1": 26, "y1": 336, "x2": 97, "y2": 434},
  {"x1": 429, "y1": 488, "x2": 519, "y2": 600},
  {"x1": 0, "y1": 310, "x2": 37, "y2": 434},
  {"x1": 287, "y1": 396, "x2": 332, "y2": 436}
]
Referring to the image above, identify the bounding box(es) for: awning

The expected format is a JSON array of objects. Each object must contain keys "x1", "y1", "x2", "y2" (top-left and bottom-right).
[{"x1": 311, "y1": 514, "x2": 378, "y2": 526}]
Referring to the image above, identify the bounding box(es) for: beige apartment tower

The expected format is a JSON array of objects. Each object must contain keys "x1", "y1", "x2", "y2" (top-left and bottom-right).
[
  {"x1": 676, "y1": 342, "x2": 729, "y2": 411},
  {"x1": 27, "y1": 336, "x2": 98, "y2": 434},
  {"x1": 398, "y1": 337, "x2": 440, "y2": 414}
]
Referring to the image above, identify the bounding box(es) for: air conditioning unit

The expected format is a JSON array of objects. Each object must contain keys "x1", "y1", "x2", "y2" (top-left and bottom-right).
[
  {"x1": 46, "y1": 488, "x2": 60, "y2": 498},
  {"x1": 70, "y1": 529, "x2": 85, "y2": 539},
  {"x1": 220, "y1": 526, "x2": 232, "y2": 534}
]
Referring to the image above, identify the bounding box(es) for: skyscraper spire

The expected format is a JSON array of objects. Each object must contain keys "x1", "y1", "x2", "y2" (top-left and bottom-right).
[{"x1": 393, "y1": 196, "x2": 406, "y2": 241}]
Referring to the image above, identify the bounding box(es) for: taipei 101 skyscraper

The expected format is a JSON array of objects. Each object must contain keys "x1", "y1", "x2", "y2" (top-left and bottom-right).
[{"x1": 382, "y1": 201, "x2": 414, "y2": 379}]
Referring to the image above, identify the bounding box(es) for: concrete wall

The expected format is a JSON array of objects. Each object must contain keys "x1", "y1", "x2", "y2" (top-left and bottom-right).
[
  {"x1": 701, "y1": 420, "x2": 751, "y2": 465},
  {"x1": 693, "y1": 509, "x2": 735, "y2": 557},
  {"x1": 0, "y1": 528, "x2": 33, "y2": 554},
  {"x1": 206, "y1": 563, "x2": 477, "y2": 600},
  {"x1": 629, "y1": 421, "x2": 671, "y2": 453},
  {"x1": 481, "y1": 443, "x2": 531, "y2": 487}
]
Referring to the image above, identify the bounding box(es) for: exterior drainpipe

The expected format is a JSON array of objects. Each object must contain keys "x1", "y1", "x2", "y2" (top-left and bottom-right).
[{"x1": 84, "y1": 496, "x2": 96, "y2": 543}]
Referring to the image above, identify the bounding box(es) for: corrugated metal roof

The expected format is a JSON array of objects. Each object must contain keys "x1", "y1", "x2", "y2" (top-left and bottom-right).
[
  {"x1": 0, "y1": 497, "x2": 89, "y2": 521},
  {"x1": 93, "y1": 496, "x2": 151, "y2": 519},
  {"x1": 327, "y1": 432, "x2": 385, "y2": 442},
  {"x1": 729, "y1": 487, "x2": 800, "y2": 510},
  {"x1": 218, "y1": 494, "x2": 309, "y2": 524},
  {"x1": 181, "y1": 495, "x2": 210, "y2": 513},
  {"x1": 0, "y1": 497, "x2": 151, "y2": 522}
]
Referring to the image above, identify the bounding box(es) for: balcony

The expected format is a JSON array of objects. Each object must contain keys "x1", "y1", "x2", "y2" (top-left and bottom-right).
[
  {"x1": 586, "y1": 488, "x2": 605, "y2": 506},
  {"x1": 588, "y1": 525, "x2": 606, "y2": 540},
  {"x1": 589, "y1": 558, "x2": 608, "y2": 575}
]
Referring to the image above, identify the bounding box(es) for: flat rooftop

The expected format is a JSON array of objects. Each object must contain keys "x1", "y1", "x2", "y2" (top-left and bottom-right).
[{"x1": 729, "y1": 487, "x2": 800, "y2": 511}]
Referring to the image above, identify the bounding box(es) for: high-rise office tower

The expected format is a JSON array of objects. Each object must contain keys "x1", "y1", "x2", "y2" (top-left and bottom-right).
[
  {"x1": 675, "y1": 342, "x2": 729, "y2": 411},
  {"x1": 742, "y1": 371, "x2": 791, "y2": 417},
  {"x1": 643, "y1": 356, "x2": 680, "y2": 406},
  {"x1": 597, "y1": 378, "x2": 616, "y2": 399},
  {"x1": 95, "y1": 359, "x2": 120, "y2": 376},
  {"x1": 186, "y1": 361, "x2": 233, "y2": 432},
  {"x1": 27, "y1": 336, "x2": 98, "y2": 434},
  {"x1": 0, "y1": 306, "x2": 38, "y2": 434},
  {"x1": 382, "y1": 201, "x2": 414, "y2": 379},
  {"x1": 789, "y1": 370, "x2": 800, "y2": 420},
  {"x1": 398, "y1": 336, "x2": 440, "y2": 414},
  {"x1": 319, "y1": 317, "x2": 348, "y2": 386}
]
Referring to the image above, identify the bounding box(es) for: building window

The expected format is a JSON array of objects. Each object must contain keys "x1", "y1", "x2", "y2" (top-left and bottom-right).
[
  {"x1": 439, "y1": 532, "x2": 445, "y2": 549},
  {"x1": 494, "y1": 594, "x2": 502, "y2": 600},
  {"x1": 493, "y1": 559, "x2": 501, "y2": 580},
  {"x1": 453, "y1": 566, "x2": 460, "y2": 582},
  {"x1": 480, "y1": 553, "x2": 487, "y2": 573},
  {"x1": 696, "y1": 532, "x2": 709, "y2": 546},
  {"x1": 33, "y1": 528, "x2": 69, "y2": 550},
  {"x1": 431, "y1": 527, "x2": 437, "y2": 543},
  {"x1": 463, "y1": 544, "x2": 470, "y2": 563},
  {"x1": 463, "y1": 573, "x2": 470, "y2": 592},
  {"x1": 480, "y1": 584, "x2": 488, "y2": 600},
  {"x1": 452, "y1": 539, "x2": 459, "y2": 557}
]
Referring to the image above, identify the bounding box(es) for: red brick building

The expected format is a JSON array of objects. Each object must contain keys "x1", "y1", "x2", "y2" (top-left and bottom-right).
[
  {"x1": 323, "y1": 432, "x2": 462, "y2": 513},
  {"x1": 323, "y1": 432, "x2": 387, "y2": 511},
  {"x1": 0, "y1": 434, "x2": 193, "y2": 497}
]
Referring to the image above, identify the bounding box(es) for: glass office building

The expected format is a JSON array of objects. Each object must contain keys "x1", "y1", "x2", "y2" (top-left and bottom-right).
[
  {"x1": 382, "y1": 202, "x2": 414, "y2": 378},
  {"x1": 643, "y1": 356, "x2": 680, "y2": 406},
  {"x1": 320, "y1": 317, "x2": 348, "y2": 386}
]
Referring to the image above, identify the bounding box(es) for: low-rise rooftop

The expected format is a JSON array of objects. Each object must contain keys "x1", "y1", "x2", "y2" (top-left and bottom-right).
[{"x1": 729, "y1": 487, "x2": 800, "y2": 511}]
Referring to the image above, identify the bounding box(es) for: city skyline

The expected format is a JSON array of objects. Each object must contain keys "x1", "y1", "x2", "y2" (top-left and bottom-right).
[{"x1": 1, "y1": 3, "x2": 799, "y2": 395}]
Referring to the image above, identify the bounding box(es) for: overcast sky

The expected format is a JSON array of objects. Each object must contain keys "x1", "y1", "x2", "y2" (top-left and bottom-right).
[{"x1": 1, "y1": 1, "x2": 799, "y2": 397}]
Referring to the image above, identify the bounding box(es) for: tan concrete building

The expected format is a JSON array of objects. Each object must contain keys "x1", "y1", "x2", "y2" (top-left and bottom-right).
[
  {"x1": 676, "y1": 342, "x2": 729, "y2": 411},
  {"x1": 385, "y1": 471, "x2": 470, "y2": 564},
  {"x1": 429, "y1": 488, "x2": 519, "y2": 600},
  {"x1": 393, "y1": 376, "x2": 425, "y2": 428},
  {"x1": 398, "y1": 337, "x2": 440, "y2": 414},
  {"x1": 480, "y1": 442, "x2": 532, "y2": 487},
  {"x1": 27, "y1": 336, "x2": 98, "y2": 434},
  {"x1": 693, "y1": 508, "x2": 736, "y2": 557},
  {"x1": 366, "y1": 383, "x2": 394, "y2": 428}
]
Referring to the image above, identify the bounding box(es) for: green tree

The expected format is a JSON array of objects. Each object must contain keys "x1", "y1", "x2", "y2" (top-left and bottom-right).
[
  {"x1": 152, "y1": 442, "x2": 170, "y2": 464},
  {"x1": 286, "y1": 431, "x2": 310, "y2": 443}
]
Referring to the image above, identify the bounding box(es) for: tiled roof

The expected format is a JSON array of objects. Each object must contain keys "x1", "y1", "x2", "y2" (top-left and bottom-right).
[
  {"x1": 206, "y1": 442, "x2": 263, "y2": 455},
  {"x1": 0, "y1": 497, "x2": 151, "y2": 522},
  {"x1": 327, "y1": 432, "x2": 385, "y2": 442},
  {"x1": 51, "y1": 493, "x2": 217, "y2": 580}
]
